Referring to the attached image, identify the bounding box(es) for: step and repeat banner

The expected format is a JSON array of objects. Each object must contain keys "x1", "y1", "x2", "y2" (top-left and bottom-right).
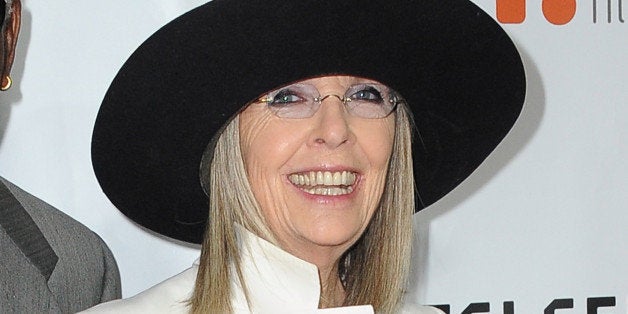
[{"x1": 0, "y1": 1, "x2": 625, "y2": 313}]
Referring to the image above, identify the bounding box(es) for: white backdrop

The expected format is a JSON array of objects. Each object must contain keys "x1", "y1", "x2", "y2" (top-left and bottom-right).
[{"x1": 0, "y1": 1, "x2": 626, "y2": 313}]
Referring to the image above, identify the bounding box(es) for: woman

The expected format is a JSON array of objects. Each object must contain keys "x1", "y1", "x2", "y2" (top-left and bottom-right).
[{"x1": 85, "y1": 0, "x2": 525, "y2": 313}]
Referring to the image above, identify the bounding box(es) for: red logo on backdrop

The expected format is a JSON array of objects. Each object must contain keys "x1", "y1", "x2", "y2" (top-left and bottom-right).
[{"x1": 495, "y1": 0, "x2": 625, "y2": 24}]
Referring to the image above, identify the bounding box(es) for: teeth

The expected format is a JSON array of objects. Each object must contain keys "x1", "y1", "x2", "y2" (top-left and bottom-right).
[
  {"x1": 288, "y1": 171, "x2": 357, "y2": 187},
  {"x1": 324, "y1": 172, "x2": 332, "y2": 185},
  {"x1": 302, "y1": 186, "x2": 354, "y2": 196}
]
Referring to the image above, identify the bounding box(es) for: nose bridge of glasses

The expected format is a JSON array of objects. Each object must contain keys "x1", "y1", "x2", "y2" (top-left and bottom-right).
[
  {"x1": 316, "y1": 94, "x2": 352, "y2": 118},
  {"x1": 317, "y1": 94, "x2": 347, "y2": 104}
]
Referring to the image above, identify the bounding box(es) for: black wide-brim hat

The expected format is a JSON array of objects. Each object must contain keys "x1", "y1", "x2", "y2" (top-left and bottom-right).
[{"x1": 92, "y1": 0, "x2": 526, "y2": 244}]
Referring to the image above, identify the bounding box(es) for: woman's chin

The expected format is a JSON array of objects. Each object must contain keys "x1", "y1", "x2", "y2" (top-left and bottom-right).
[{"x1": 299, "y1": 223, "x2": 363, "y2": 248}]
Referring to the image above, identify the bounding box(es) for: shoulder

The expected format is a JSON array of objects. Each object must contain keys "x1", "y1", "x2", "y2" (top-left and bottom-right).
[
  {"x1": 0, "y1": 177, "x2": 121, "y2": 310},
  {"x1": 1, "y1": 177, "x2": 111, "y2": 255},
  {"x1": 81, "y1": 265, "x2": 198, "y2": 314},
  {"x1": 401, "y1": 302, "x2": 445, "y2": 314}
]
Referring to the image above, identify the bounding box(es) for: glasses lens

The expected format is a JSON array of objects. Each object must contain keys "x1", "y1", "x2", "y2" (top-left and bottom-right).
[
  {"x1": 344, "y1": 84, "x2": 396, "y2": 118},
  {"x1": 264, "y1": 83, "x2": 319, "y2": 119}
]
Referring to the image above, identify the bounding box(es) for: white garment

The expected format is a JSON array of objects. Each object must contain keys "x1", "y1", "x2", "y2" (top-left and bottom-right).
[{"x1": 82, "y1": 226, "x2": 442, "y2": 313}]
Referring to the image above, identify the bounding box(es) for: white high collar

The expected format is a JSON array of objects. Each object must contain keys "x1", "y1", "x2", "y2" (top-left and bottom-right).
[{"x1": 229, "y1": 224, "x2": 373, "y2": 313}]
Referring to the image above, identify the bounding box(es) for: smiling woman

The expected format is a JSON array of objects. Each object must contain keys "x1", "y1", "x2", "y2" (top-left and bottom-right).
[
  {"x1": 83, "y1": 0, "x2": 525, "y2": 313},
  {"x1": 235, "y1": 75, "x2": 402, "y2": 307},
  {"x1": 188, "y1": 74, "x2": 414, "y2": 312}
]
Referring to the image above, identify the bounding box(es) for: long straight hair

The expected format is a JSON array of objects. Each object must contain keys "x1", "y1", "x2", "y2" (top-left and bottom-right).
[{"x1": 190, "y1": 103, "x2": 415, "y2": 313}]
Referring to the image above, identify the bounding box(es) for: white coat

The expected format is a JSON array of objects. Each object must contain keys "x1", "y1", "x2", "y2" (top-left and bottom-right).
[{"x1": 83, "y1": 226, "x2": 442, "y2": 314}]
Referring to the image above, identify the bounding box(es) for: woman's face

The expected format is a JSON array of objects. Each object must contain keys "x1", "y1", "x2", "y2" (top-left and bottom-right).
[{"x1": 239, "y1": 76, "x2": 395, "y2": 260}]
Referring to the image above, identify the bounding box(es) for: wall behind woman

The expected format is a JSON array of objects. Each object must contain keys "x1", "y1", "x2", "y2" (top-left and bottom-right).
[{"x1": 0, "y1": 1, "x2": 626, "y2": 312}]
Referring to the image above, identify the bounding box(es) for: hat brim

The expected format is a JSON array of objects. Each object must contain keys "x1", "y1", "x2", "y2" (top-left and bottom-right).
[{"x1": 92, "y1": 0, "x2": 525, "y2": 244}]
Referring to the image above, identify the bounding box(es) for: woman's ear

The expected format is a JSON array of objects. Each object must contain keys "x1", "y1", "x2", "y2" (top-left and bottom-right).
[{"x1": 1, "y1": 0, "x2": 21, "y2": 90}]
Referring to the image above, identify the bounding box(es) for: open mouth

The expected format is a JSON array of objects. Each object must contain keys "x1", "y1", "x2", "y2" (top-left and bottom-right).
[{"x1": 288, "y1": 171, "x2": 357, "y2": 196}]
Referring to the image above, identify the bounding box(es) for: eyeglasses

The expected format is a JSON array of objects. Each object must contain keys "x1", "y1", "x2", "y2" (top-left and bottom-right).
[{"x1": 257, "y1": 82, "x2": 399, "y2": 119}]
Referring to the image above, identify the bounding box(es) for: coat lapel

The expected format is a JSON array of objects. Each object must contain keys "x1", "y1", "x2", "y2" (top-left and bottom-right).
[{"x1": 0, "y1": 181, "x2": 58, "y2": 282}]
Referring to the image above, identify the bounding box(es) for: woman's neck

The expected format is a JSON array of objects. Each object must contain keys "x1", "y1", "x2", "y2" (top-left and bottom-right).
[{"x1": 318, "y1": 264, "x2": 346, "y2": 308}]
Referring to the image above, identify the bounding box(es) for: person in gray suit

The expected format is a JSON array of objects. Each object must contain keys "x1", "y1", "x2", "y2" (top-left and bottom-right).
[
  {"x1": 0, "y1": 178, "x2": 121, "y2": 313},
  {"x1": 0, "y1": 0, "x2": 121, "y2": 312}
]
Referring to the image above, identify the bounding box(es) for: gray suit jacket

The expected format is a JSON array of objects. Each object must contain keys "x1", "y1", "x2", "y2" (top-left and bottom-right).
[{"x1": 0, "y1": 177, "x2": 121, "y2": 313}]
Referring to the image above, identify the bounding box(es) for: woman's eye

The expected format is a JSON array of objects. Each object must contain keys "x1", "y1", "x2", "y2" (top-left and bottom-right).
[
  {"x1": 270, "y1": 90, "x2": 304, "y2": 106},
  {"x1": 349, "y1": 86, "x2": 383, "y2": 102}
]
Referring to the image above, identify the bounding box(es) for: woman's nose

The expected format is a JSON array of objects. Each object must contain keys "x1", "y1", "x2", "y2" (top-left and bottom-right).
[{"x1": 308, "y1": 96, "x2": 353, "y2": 149}]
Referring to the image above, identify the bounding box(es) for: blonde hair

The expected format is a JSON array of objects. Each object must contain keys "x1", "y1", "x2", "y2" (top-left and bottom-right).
[{"x1": 190, "y1": 103, "x2": 415, "y2": 313}]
